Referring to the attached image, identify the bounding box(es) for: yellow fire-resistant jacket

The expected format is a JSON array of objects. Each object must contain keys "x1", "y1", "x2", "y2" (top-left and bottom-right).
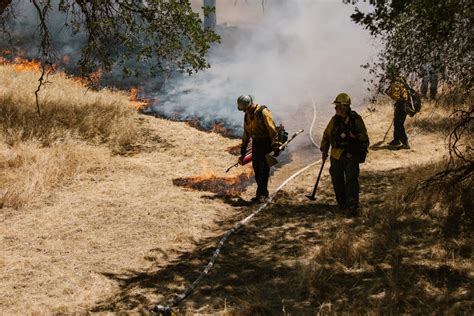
[
  {"x1": 386, "y1": 77, "x2": 409, "y2": 102},
  {"x1": 320, "y1": 112, "x2": 369, "y2": 160},
  {"x1": 242, "y1": 104, "x2": 278, "y2": 148}
]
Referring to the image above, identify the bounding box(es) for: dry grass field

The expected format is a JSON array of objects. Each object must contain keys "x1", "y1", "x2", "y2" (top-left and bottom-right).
[{"x1": 0, "y1": 65, "x2": 472, "y2": 315}]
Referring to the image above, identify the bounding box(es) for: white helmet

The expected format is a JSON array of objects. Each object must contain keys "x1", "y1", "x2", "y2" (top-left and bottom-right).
[{"x1": 237, "y1": 95, "x2": 254, "y2": 111}]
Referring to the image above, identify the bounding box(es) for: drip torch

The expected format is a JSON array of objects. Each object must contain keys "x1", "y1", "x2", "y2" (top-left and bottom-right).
[
  {"x1": 225, "y1": 129, "x2": 304, "y2": 172},
  {"x1": 225, "y1": 147, "x2": 252, "y2": 173}
]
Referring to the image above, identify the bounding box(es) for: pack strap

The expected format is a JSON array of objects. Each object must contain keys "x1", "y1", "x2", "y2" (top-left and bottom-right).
[{"x1": 399, "y1": 79, "x2": 416, "y2": 113}]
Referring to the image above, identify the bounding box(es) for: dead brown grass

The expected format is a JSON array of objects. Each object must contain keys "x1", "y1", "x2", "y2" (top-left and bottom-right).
[
  {"x1": 0, "y1": 140, "x2": 104, "y2": 208},
  {"x1": 292, "y1": 161, "x2": 473, "y2": 314},
  {"x1": 0, "y1": 65, "x2": 138, "y2": 149},
  {"x1": 0, "y1": 65, "x2": 139, "y2": 208},
  {"x1": 408, "y1": 100, "x2": 472, "y2": 137}
]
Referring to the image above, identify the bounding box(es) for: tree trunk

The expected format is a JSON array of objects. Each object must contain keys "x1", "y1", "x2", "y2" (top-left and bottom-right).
[
  {"x1": 203, "y1": 0, "x2": 216, "y2": 30},
  {"x1": 0, "y1": 0, "x2": 12, "y2": 15}
]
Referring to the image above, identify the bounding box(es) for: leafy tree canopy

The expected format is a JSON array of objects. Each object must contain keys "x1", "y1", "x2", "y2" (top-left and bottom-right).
[
  {"x1": 0, "y1": 0, "x2": 220, "y2": 77},
  {"x1": 344, "y1": 0, "x2": 473, "y2": 96},
  {"x1": 344, "y1": 0, "x2": 473, "y2": 169}
]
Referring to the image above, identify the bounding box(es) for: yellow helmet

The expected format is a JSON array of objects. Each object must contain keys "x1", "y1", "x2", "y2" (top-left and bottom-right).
[{"x1": 333, "y1": 93, "x2": 351, "y2": 106}]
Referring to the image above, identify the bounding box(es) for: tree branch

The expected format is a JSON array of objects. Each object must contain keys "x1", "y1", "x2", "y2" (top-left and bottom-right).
[
  {"x1": 0, "y1": 0, "x2": 12, "y2": 15},
  {"x1": 32, "y1": 0, "x2": 53, "y2": 116}
]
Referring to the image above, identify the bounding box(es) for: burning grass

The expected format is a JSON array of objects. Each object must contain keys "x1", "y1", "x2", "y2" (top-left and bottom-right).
[{"x1": 173, "y1": 168, "x2": 253, "y2": 197}]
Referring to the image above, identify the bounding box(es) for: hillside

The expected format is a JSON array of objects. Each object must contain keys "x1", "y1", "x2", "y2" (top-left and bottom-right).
[{"x1": 0, "y1": 66, "x2": 472, "y2": 314}]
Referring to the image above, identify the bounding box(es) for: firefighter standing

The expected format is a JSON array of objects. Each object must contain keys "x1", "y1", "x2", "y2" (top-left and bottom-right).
[
  {"x1": 320, "y1": 93, "x2": 369, "y2": 216},
  {"x1": 385, "y1": 76, "x2": 411, "y2": 149},
  {"x1": 420, "y1": 63, "x2": 438, "y2": 100},
  {"x1": 237, "y1": 95, "x2": 280, "y2": 203}
]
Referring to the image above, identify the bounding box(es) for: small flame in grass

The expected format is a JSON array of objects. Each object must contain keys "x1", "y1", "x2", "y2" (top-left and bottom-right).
[
  {"x1": 173, "y1": 168, "x2": 253, "y2": 197},
  {"x1": 212, "y1": 122, "x2": 229, "y2": 135},
  {"x1": 89, "y1": 68, "x2": 103, "y2": 85},
  {"x1": 0, "y1": 54, "x2": 57, "y2": 74},
  {"x1": 12, "y1": 57, "x2": 42, "y2": 72},
  {"x1": 70, "y1": 68, "x2": 103, "y2": 87},
  {"x1": 130, "y1": 87, "x2": 151, "y2": 110}
]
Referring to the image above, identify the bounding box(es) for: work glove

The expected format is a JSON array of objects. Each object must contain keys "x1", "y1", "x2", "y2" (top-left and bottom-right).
[
  {"x1": 272, "y1": 143, "x2": 281, "y2": 157},
  {"x1": 238, "y1": 155, "x2": 245, "y2": 165},
  {"x1": 240, "y1": 145, "x2": 247, "y2": 157},
  {"x1": 322, "y1": 151, "x2": 328, "y2": 161}
]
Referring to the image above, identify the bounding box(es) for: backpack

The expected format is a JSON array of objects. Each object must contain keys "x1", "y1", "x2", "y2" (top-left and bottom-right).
[
  {"x1": 249, "y1": 105, "x2": 288, "y2": 146},
  {"x1": 402, "y1": 81, "x2": 422, "y2": 117},
  {"x1": 334, "y1": 111, "x2": 368, "y2": 163}
]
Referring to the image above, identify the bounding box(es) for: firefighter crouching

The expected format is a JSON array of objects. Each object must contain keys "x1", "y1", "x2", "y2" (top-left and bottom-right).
[
  {"x1": 237, "y1": 95, "x2": 282, "y2": 204},
  {"x1": 320, "y1": 93, "x2": 370, "y2": 216}
]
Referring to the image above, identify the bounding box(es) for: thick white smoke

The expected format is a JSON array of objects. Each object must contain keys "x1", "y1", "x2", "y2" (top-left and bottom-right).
[
  {"x1": 2, "y1": 0, "x2": 377, "y2": 137},
  {"x1": 151, "y1": 0, "x2": 377, "y2": 136}
]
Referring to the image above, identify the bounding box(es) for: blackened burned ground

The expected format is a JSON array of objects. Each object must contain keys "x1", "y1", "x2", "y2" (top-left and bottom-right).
[
  {"x1": 90, "y1": 168, "x2": 473, "y2": 314},
  {"x1": 173, "y1": 173, "x2": 253, "y2": 197}
]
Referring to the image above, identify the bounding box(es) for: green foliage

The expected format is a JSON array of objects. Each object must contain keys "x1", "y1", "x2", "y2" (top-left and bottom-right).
[
  {"x1": 345, "y1": 0, "x2": 472, "y2": 96},
  {"x1": 1, "y1": 0, "x2": 220, "y2": 77}
]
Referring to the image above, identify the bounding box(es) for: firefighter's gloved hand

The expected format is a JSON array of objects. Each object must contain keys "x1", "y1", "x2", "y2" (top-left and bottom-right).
[
  {"x1": 238, "y1": 156, "x2": 245, "y2": 165},
  {"x1": 240, "y1": 145, "x2": 247, "y2": 157},
  {"x1": 322, "y1": 151, "x2": 328, "y2": 161},
  {"x1": 272, "y1": 143, "x2": 281, "y2": 157}
]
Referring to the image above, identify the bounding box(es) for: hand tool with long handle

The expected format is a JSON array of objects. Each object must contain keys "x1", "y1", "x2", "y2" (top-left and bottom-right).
[{"x1": 305, "y1": 157, "x2": 326, "y2": 201}]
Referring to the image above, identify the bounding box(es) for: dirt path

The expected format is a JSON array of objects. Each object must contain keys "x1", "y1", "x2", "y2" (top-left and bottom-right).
[{"x1": 0, "y1": 103, "x2": 463, "y2": 314}]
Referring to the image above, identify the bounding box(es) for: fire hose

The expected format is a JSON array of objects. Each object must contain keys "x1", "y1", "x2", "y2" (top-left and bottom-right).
[{"x1": 151, "y1": 97, "x2": 322, "y2": 315}]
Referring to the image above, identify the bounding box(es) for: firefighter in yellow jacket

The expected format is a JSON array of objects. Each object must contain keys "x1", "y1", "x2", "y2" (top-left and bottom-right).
[
  {"x1": 320, "y1": 93, "x2": 369, "y2": 216},
  {"x1": 237, "y1": 95, "x2": 279, "y2": 203},
  {"x1": 385, "y1": 76, "x2": 411, "y2": 149}
]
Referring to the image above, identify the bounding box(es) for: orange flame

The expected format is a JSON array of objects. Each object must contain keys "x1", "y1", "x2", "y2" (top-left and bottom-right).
[
  {"x1": 212, "y1": 122, "x2": 229, "y2": 135},
  {"x1": 89, "y1": 68, "x2": 103, "y2": 85},
  {"x1": 173, "y1": 168, "x2": 253, "y2": 197},
  {"x1": 12, "y1": 57, "x2": 42, "y2": 72},
  {"x1": 129, "y1": 87, "x2": 151, "y2": 110}
]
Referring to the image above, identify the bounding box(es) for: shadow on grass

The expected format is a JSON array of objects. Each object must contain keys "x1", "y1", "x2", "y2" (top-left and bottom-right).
[{"x1": 90, "y1": 169, "x2": 473, "y2": 315}]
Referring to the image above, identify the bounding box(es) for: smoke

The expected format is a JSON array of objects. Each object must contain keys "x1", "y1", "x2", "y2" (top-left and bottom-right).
[
  {"x1": 2, "y1": 0, "x2": 377, "y2": 138},
  {"x1": 151, "y1": 0, "x2": 377, "y2": 137},
  {"x1": 1, "y1": 0, "x2": 89, "y2": 75}
]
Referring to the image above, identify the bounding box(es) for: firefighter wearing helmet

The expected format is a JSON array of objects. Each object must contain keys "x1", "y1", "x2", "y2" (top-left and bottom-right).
[
  {"x1": 320, "y1": 93, "x2": 369, "y2": 216},
  {"x1": 385, "y1": 75, "x2": 411, "y2": 149},
  {"x1": 237, "y1": 95, "x2": 279, "y2": 203}
]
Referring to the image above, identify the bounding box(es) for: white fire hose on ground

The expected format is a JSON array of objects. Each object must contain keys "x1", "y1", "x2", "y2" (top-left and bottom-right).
[{"x1": 151, "y1": 97, "x2": 323, "y2": 315}]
